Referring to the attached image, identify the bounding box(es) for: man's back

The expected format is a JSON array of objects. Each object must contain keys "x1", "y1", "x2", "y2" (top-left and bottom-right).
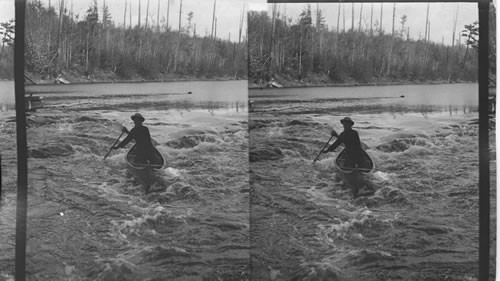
[{"x1": 339, "y1": 129, "x2": 362, "y2": 152}]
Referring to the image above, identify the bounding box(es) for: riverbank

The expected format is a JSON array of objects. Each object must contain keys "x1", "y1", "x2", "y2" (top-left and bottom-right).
[
  {"x1": 26, "y1": 70, "x2": 247, "y2": 85},
  {"x1": 249, "y1": 72, "x2": 475, "y2": 89}
]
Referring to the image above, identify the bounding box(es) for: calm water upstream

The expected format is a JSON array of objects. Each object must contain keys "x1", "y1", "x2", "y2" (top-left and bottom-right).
[
  {"x1": 250, "y1": 83, "x2": 495, "y2": 280},
  {"x1": 0, "y1": 80, "x2": 249, "y2": 280}
]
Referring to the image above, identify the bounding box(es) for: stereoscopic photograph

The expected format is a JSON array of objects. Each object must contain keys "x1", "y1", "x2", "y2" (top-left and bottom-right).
[
  {"x1": 2, "y1": 0, "x2": 252, "y2": 280},
  {"x1": 248, "y1": 1, "x2": 495, "y2": 280},
  {"x1": 0, "y1": 0, "x2": 496, "y2": 280}
]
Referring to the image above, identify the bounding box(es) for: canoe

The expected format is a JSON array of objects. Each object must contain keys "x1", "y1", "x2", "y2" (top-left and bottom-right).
[
  {"x1": 125, "y1": 144, "x2": 165, "y2": 191},
  {"x1": 335, "y1": 148, "x2": 375, "y2": 174}
]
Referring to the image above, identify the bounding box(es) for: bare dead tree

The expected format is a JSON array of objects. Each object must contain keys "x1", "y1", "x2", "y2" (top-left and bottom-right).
[
  {"x1": 391, "y1": 3, "x2": 395, "y2": 36},
  {"x1": 424, "y1": 3, "x2": 429, "y2": 42},
  {"x1": 211, "y1": 0, "x2": 217, "y2": 39},
  {"x1": 379, "y1": 3, "x2": 383, "y2": 33},
  {"x1": 145, "y1": 0, "x2": 150, "y2": 29},
  {"x1": 157, "y1": 0, "x2": 160, "y2": 31},
  {"x1": 370, "y1": 3, "x2": 373, "y2": 35},
  {"x1": 123, "y1": 0, "x2": 127, "y2": 28},
  {"x1": 336, "y1": 3, "x2": 340, "y2": 34},
  {"x1": 452, "y1": 4, "x2": 459, "y2": 46},
  {"x1": 351, "y1": 3, "x2": 354, "y2": 31},
  {"x1": 358, "y1": 3, "x2": 363, "y2": 32}
]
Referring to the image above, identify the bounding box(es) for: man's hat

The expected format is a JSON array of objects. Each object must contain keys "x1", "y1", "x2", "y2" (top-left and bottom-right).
[
  {"x1": 340, "y1": 117, "x2": 354, "y2": 125},
  {"x1": 131, "y1": 113, "x2": 145, "y2": 122}
]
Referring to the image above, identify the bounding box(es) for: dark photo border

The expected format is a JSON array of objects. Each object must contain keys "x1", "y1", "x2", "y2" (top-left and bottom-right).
[{"x1": 12, "y1": 0, "x2": 491, "y2": 280}]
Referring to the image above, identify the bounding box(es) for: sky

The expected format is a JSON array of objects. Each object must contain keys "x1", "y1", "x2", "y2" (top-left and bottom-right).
[
  {"x1": 0, "y1": 0, "x2": 266, "y2": 42},
  {"x1": 268, "y1": 2, "x2": 479, "y2": 46},
  {"x1": 0, "y1": 1, "x2": 488, "y2": 45}
]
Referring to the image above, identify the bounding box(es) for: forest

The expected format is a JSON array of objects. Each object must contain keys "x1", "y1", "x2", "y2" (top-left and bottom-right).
[
  {"x1": 0, "y1": 19, "x2": 14, "y2": 80},
  {"x1": 24, "y1": 0, "x2": 247, "y2": 82},
  {"x1": 248, "y1": 4, "x2": 494, "y2": 87}
]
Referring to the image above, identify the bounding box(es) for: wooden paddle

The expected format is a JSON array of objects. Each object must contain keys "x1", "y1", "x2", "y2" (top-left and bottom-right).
[
  {"x1": 103, "y1": 131, "x2": 125, "y2": 159},
  {"x1": 312, "y1": 129, "x2": 339, "y2": 164}
]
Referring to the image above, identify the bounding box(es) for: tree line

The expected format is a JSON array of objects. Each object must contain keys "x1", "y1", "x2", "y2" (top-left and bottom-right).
[
  {"x1": 248, "y1": 5, "x2": 486, "y2": 85},
  {"x1": 25, "y1": 0, "x2": 247, "y2": 81},
  {"x1": 0, "y1": 19, "x2": 14, "y2": 79}
]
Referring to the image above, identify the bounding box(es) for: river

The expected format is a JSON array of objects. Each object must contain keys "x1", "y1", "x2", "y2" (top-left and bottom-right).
[
  {"x1": 0, "y1": 80, "x2": 250, "y2": 280},
  {"x1": 0, "y1": 82, "x2": 495, "y2": 280},
  {"x1": 249, "y1": 83, "x2": 495, "y2": 280}
]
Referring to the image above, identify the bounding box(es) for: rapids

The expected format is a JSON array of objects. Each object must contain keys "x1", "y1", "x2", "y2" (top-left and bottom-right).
[
  {"x1": 249, "y1": 84, "x2": 495, "y2": 281},
  {"x1": 0, "y1": 82, "x2": 249, "y2": 280}
]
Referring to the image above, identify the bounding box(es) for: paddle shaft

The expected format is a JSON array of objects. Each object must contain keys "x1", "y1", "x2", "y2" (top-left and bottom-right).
[
  {"x1": 313, "y1": 134, "x2": 335, "y2": 164},
  {"x1": 103, "y1": 131, "x2": 125, "y2": 159}
]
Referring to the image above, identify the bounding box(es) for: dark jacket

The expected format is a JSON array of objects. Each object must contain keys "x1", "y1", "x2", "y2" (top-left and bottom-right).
[
  {"x1": 327, "y1": 129, "x2": 362, "y2": 153},
  {"x1": 117, "y1": 125, "x2": 153, "y2": 162}
]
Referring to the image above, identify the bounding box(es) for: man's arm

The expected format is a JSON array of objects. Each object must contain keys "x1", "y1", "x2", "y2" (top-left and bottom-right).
[
  {"x1": 324, "y1": 133, "x2": 344, "y2": 152},
  {"x1": 116, "y1": 128, "x2": 135, "y2": 148}
]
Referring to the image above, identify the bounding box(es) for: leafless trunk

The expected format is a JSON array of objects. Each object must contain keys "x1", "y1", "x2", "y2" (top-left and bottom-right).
[
  {"x1": 55, "y1": 0, "x2": 64, "y2": 69},
  {"x1": 178, "y1": 0, "x2": 182, "y2": 31},
  {"x1": 271, "y1": 3, "x2": 277, "y2": 71},
  {"x1": 48, "y1": 0, "x2": 52, "y2": 52},
  {"x1": 424, "y1": 3, "x2": 429, "y2": 42},
  {"x1": 299, "y1": 29, "x2": 302, "y2": 80},
  {"x1": 166, "y1": 0, "x2": 170, "y2": 30},
  {"x1": 370, "y1": 4, "x2": 373, "y2": 35},
  {"x1": 145, "y1": 0, "x2": 150, "y2": 29},
  {"x1": 238, "y1": 2, "x2": 245, "y2": 44},
  {"x1": 342, "y1": 5, "x2": 345, "y2": 32},
  {"x1": 358, "y1": 3, "x2": 363, "y2": 32},
  {"x1": 174, "y1": 0, "x2": 182, "y2": 72},
  {"x1": 351, "y1": 3, "x2": 354, "y2": 31},
  {"x1": 129, "y1": 1, "x2": 132, "y2": 29},
  {"x1": 452, "y1": 4, "x2": 458, "y2": 46},
  {"x1": 336, "y1": 3, "x2": 340, "y2": 34},
  {"x1": 85, "y1": 26, "x2": 89, "y2": 72},
  {"x1": 391, "y1": 3, "x2": 395, "y2": 37},
  {"x1": 427, "y1": 21, "x2": 431, "y2": 42},
  {"x1": 157, "y1": 0, "x2": 160, "y2": 31},
  {"x1": 123, "y1": 0, "x2": 127, "y2": 28},
  {"x1": 211, "y1": 0, "x2": 217, "y2": 39},
  {"x1": 379, "y1": 3, "x2": 383, "y2": 33},
  {"x1": 138, "y1": 0, "x2": 141, "y2": 28}
]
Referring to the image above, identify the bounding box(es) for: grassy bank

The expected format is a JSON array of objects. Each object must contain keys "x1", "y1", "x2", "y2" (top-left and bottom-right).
[
  {"x1": 26, "y1": 69, "x2": 247, "y2": 85},
  {"x1": 249, "y1": 72, "x2": 475, "y2": 89}
]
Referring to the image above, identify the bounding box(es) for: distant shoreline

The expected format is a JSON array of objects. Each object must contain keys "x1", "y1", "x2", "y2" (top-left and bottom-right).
[
  {"x1": 248, "y1": 80, "x2": 477, "y2": 90},
  {"x1": 25, "y1": 78, "x2": 247, "y2": 87},
  {"x1": 24, "y1": 71, "x2": 247, "y2": 86}
]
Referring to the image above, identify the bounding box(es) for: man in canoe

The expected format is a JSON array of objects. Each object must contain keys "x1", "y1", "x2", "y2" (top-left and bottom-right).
[
  {"x1": 323, "y1": 117, "x2": 375, "y2": 197},
  {"x1": 323, "y1": 117, "x2": 363, "y2": 168},
  {"x1": 112, "y1": 113, "x2": 154, "y2": 164}
]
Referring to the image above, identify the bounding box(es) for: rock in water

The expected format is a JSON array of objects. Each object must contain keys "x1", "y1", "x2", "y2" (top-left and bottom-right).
[{"x1": 250, "y1": 147, "x2": 284, "y2": 162}]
